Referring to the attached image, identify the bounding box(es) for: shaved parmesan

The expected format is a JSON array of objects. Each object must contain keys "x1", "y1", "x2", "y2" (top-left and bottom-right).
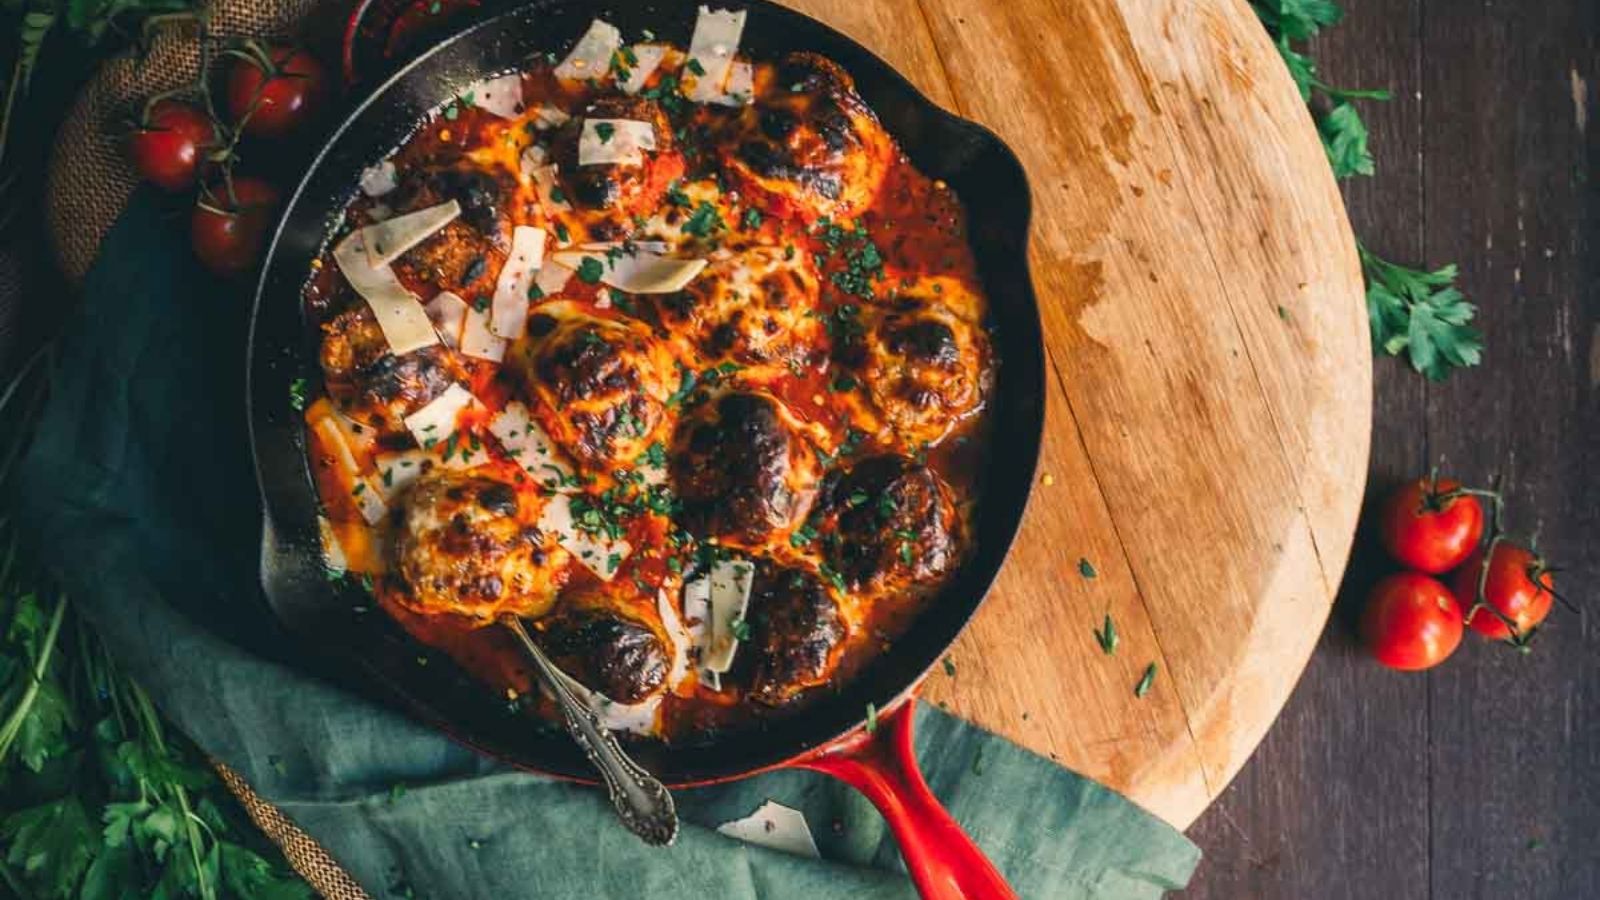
[
  {"x1": 311, "y1": 414, "x2": 366, "y2": 485},
  {"x1": 681, "y1": 576, "x2": 718, "y2": 691},
  {"x1": 707, "y1": 60, "x2": 754, "y2": 107},
  {"x1": 402, "y1": 383, "x2": 478, "y2": 448},
  {"x1": 530, "y1": 103, "x2": 571, "y2": 130},
  {"x1": 716, "y1": 801, "x2": 821, "y2": 859},
  {"x1": 527, "y1": 163, "x2": 573, "y2": 221},
  {"x1": 533, "y1": 259, "x2": 573, "y2": 297},
  {"x1": 490, "y1": 225, "x2": 545, "y2": 338},
  {"x1": 460, "y1": 303, "x2": 507, "y2": 362},
  {"x1": 489, "y1": 401, "x2": 575, "y2": 490},
  {"x1": 424, "y1": 291, "x2": 469, "y2": 348},
  {"x1": 578, "y1": 118, "x2": 656, "y2": 167},
  {"x1": 537, "y1": 493, "x2": 632, "y2": 581},
  {"x1": 351, "y1": 476, "x2": 388, "y2": 525},
  {"x1": 359, "y1": 160, "x2": 399, "y2": 197},
  {"x1": 620, "y1": 44, "x2": 668, "y2": 94},
  {"x1": 703, "y1": 559, "x2": 755, "y2": 673},
  {"x1": 361, "y1": 200, "x2": 461, "y2": 267},
  {"x1": 657, "y1": 589, "x2": 692, "y2": 688},
  {"x1": 554, "y1": 19, "x2": 621, "y2": 81},
  {"x1": 333, "y1": 232, "x2": 440, "y2": 355},
  {"x1": 685, "y1": 6, "x2": 747, "y2": 102},
  {"x1": 374, "y1": 449, "x2": 431, "y2": 501},
  {"x1": 465, "y1": 72, "x2": 525, "y2": 119},
  {"x1": 550, "y1": 248, "x2": 707, "y2": 294}
]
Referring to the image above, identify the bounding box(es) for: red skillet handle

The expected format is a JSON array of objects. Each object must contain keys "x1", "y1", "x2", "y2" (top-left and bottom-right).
[{"x1": 795, "y1": 699, "x2": 1017, "y2": 900}]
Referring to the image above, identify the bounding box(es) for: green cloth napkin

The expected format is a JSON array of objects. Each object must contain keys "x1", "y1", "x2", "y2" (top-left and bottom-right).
[{"x1": 16, "y1": 190, "x2": 1199, "y2": 899}]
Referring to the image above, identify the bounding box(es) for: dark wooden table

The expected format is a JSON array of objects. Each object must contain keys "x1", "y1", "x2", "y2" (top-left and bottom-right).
[{"x1": 1181, "y1": 2, "x2": 1598, "y2": 897}]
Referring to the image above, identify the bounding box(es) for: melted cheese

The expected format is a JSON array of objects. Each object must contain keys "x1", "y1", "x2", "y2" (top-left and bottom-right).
[
  {"x1": 361, "y1": 200, "x2": 461, "y2": 267},
  {"x1": 619, "y1": 44, "x2": 669, "y2": 94},
  {"x1": 465, "y1": 72, "x2": 524, "y2": 119},
  {"x1": 553, "y1": 19, "x2": 621, "y2": 81},
  {"x1": 332, "y1": 232, "x2": 440, "y2": 355},
  {"x1": 424, "y1": 290, "x2": 469, "y2": 349},
  {"x1": 577, "y1": 118, "x2": 657, "y2": 167},
  {"x1": 490, "y1": 225, "x2": 546, "y2": 338},
  {"x1": 702, "y1": 559, "x2": 754, "y2": 673},
  {"x1": 684, "y1": 6, "x2": 747, "y2": 102},
  {"x1": 707, "y1": 61, "x2": 754, "y2": 107}
]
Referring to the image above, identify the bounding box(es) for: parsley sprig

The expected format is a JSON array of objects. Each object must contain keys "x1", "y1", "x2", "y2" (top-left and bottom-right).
[{"x1": 1251, "y1": 0, "x2": 1482, "y2": 379}]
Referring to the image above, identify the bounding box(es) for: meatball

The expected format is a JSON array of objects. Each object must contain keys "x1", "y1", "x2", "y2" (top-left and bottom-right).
[
  {"x1": 747, "y1": 566, "x2": 845, "y2": 705},
  {"x1": 849, "y1": 301, "x2": 988, "y2": 446},
  {"x1": 654, "y1": 246, "x2": 824, "y2": 366},
  {"x1": 508, "y1": 301, "x2": 675, "y2": 472},
  {"x1": 319, "y1": 304, "x2": 464, "y2": 435},
  {"x1": 547, "y1": 95, "x2": 686, "y2": 241},
  {"x1": 539, "y1": 594, "x2": 670, "y2": 704},
  {"x1": 388, "y1": 163, "x2": 528, "y2": 297},
  {"x1": 393, "y1": 471, "x2": 570, "y2": 621},
  {"x1": 817, "y1": 455, "x2": 960, "y2": 595},
  {"x1": 717, "y1": 53, "x2": 892, "y2": 222},
  {"x1": 670, "y1": 393, "x2": 820, "y2": 546}
]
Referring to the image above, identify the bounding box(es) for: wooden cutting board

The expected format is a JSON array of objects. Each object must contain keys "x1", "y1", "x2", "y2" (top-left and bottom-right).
[{"x1": 781, "y1": 0, "x2": 1370, "y2": 828}]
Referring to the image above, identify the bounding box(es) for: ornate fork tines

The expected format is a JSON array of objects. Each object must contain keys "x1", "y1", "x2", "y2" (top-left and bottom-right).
[{"x1": 500, "y1": 615, "x2": 679, "y2": 846}]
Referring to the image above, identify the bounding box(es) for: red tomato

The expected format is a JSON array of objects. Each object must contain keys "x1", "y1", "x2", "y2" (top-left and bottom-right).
[
  {"x1": 1377, "y1": 477, "x2": 1484, "y2": 573},
  {"x1": 226, "y1": 44, "x2": 328, "y2": 139},
  {"x1": 191, "y1": 177, "x2": 281, "y2": 276},
  {"x1": 1450, "y1": 543, "x2": 1555, "y2": 642},
  {"x1": 127, "y1": 100, "x2": 216, "y2": 192},
  {"x1": 1362, "y1": 573, "x2": 1465, "y2": 671}
]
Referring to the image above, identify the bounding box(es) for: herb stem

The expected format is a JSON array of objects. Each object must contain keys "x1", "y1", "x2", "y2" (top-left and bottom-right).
[{"x1": 0, "y1": 592, "x2": 67, "y2": 765}]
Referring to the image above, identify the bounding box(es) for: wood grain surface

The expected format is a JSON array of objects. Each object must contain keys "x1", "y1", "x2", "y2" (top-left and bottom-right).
[
  {"x1": 781, "y1": 0, "x2": 1369, "y2": 829},
  {"x1": 1182, "y1": 2, "x2": 1600, "y2": 897}
]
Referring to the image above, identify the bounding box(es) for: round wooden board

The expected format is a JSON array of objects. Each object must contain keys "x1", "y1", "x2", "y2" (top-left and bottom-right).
[{"x1": 780, "y1": 0, "x2": 1370, "y2": 827}]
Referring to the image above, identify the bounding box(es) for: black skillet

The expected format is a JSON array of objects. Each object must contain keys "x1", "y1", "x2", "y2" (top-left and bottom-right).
[{"x1": 249, "y1": 2, "x2": 1045, "y2": 896}]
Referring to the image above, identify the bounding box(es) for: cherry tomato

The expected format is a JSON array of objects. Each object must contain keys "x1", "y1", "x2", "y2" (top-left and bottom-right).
[
  {"x1": 1377, "y1": 477, "x2": 1484, "y2": 573},
  {"x1": 226, "y1": 44, "x2": 328, "y2": 139},
  {"x1": 1362, "y1": 572, "x2": 1465, "y2": 671},
  {"x1": 1450, "y1": 543, "x2": 1555, "y2": 642},
  {"x1": 191, "y1": 177, "x2": 280, "y2": 276},
  {"x1": 127, "y1": 100, "x2": 216, "y2": 192}
]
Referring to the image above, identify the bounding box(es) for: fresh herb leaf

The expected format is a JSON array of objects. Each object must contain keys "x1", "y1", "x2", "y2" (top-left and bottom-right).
[
  {"x1": 288, "y1": 378, "x2": 309, "y2": 411},
  {"x1": 1361, "y1": 248, "x2": 1482, "y2": 380},
  {"x1": 576, "y1": 256, "x2": 605, "y2": 284},
  {"x1": 1094, "y1": 614, "x2": 1118, "y2": 655},
  {"x1": 1134, "y1": 662, "x2": 1158, "y2": 698},
  {"x1": 594, "y1": 121, "x2": 616, "y2": 144},
  {"x1": 864, "y1": 702, "x2": 878, "y2": 734},
  {"x1": 1078, "y1": 557, "x2": 1097, "y2": 579}
]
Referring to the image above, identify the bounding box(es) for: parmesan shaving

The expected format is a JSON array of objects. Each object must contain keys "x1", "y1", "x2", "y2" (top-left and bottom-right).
[
  {"x1": 488, "y1": 401, "x2": 575, "y2": 490},
  {"x1": 716, "y1": 801, "x2": 821, "y2": 859},
  {"x1": 549, "y1": 248, "x2": 707, "y2": 294},
  {"x1": 537, "y1": 493, "x2": 632, "y2": 581},
  {"x1": 657, "y1": 589, "x2": 692, "y2": 688},
  {"x1": 619, "y1": 44, "x2": 668, "y2": 94},
  {"x1": 533, "y1": 259, "x2": 573, "y2": 297},
  {"x1": 359, "y1": 160, "x2": 398, "y2": 197},
  {"x1": 707, "y1": 61, "x2": 754, "y2": 107},
  {"x1": 465, "y1": 72, "x2": 525, "y2": 119},
  {"x1": 402, "y1": 383, "x2": 478, "y2": 448},
  {"x1": 332, "y1": 232, "x2": 441, "y2": 355},
  {"x1": 490, "y1": 225, "x2": 546, "y2": 338},
  {"x1": 578, "y1": 118, "x2": 656, "y2": 167},
  {"x1": 553, "y1": 19, "x2": 621, "y2": 81},
  {"x1": 424, "y1": 291, "x2": 469, "y2": 349},
  {"x1": 459, "y1": 300, "x2": 507, "y2": 362},
  {"x1": 684, "y1": 6, "x2": 747, "y2": 102},
  {"x1": 361, "y1": 200, "x2": 461, "y2": 267},
  {"x1": 703, "y1": 559, "x2": 754, "y2": 673}
]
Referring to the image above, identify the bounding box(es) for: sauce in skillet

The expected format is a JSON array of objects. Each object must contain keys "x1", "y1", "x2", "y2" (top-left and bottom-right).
[{"x1": 301, "y1": 14, "x2": 996, "y2": 742}]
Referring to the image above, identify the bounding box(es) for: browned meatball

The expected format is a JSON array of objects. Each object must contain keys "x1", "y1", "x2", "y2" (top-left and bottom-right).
[
  {"x1": 547, "y1": 95, "x2": 686, "y2": 241},
  {"x1": 393, "y1": 471, "x2": 570, "y2": 622},
  {"x1": 817, "y1": 455, "x2": 960, "y2": 595},
  {"x1": 852, "y1": 301, "x2": 988, "y2": 446},
  {"x1": 670, "y1": 392, "x2": 819, "y2": 547},
  {"x1": 319, "y1": 304, "x2": 463, "y2": 435},
  {"x1": 388, "y1": 163, "x2": 526, "y2": 297},
  {"x1": 508, "y1": 302, "x2": 675, "y2": 472},
  {"x1": 654, "y1": 246, "x2": 824, "y2": 366},
  {"x1": 717, "y1": 53, "x2": 892, "y2": 222},
  {"x1": 539, "y1": 599, "x2": 669, "y2": 704},
  {"x1": 747, "y1": 566, "x2": 845, "y2": 705}
]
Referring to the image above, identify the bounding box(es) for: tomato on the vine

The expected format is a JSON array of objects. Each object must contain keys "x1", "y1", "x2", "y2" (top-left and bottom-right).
[
  {"x1": 1377, "y1": 477, "x2": 1484, "y2": 573},
  {"x1": 127, "y1": 100, "x2": 216, "y2": 192},
  {"x1": 1450, "y1": 543, "x2": 1555, "y2": 642},
  {"x1": 226, "y1": 44, "x2": 328, "y2": 139},
  {"x1": 191, "y1": 177, "x2": 280, "y2": 276},
  {"x1": 1362, "y1": 572, "x2": 1465, "y2": 671}
]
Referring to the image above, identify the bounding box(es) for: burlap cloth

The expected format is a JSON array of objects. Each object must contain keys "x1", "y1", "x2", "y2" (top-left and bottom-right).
[{"x1": 46, "y1": 2, "x2": 372, "y2": 896}]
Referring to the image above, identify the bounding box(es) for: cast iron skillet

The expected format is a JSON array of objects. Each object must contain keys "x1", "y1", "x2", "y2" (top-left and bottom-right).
[{"x1": 249, "y1": 1, "x2": 1044, "y2": 895}]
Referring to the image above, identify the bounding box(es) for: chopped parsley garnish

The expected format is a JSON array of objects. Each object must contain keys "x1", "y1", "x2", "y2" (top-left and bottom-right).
[
  {"x1": 594, "y1": 121, "x2": 616, "y2": 143},
  {"x1": 864, "y1": 702, "x2": 878, "y2": 734},
  {"x1": 681, "y1": 201, "x2": 724, "y2": 238},
  {"x1": 576, "y1": 256, "x2": 605, "y2": 284},
  {"x1": 472, "y1": 294, "x2": 490, "y2": 312},
  {"x1": 741, "y1": 207, "x2": 763, "y2": 230},
  {"x1": 1134, "y1": 662, "x2": 1158, "y2": 698},
  {"x1": 1078, "y1": 557, "x2": 1098, "y2": 579},
  {"x1": 527, "y1": 282, "x2": 545, "y2": 300},
  {"x1": 640, "y1": 441, "x2": 668, "y2": 470},
  {"x1": 666, "y1": 364, "x2": 697, "y2": 407},
  {"x1": 1094, "y1": 615, "x2": 1118, "y2": 655},
  {"x1": 686, "y1": 57, "x2": 707, "y2": 77},
  {"x1": 789, "y1": 523, "x2": 818, "y2": 548},
  {"x1": 729, "y1": 616, "x2": 751, "y2": 641},
  {"x1": 553, "y1": 221, "x2": 571, "y2": 243},
  {"x1": 818, "y1": 563, "x2": 847, "y2": 593},
  {"x1": 830, "y1": 374, "x2": 857, "y2": 393},
  {"x1": 288, "y1": 377, "x2": 309, "y2": 411},
  {"x1": 665, "y1": 182, "x2": 691, "y2": 207}
]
